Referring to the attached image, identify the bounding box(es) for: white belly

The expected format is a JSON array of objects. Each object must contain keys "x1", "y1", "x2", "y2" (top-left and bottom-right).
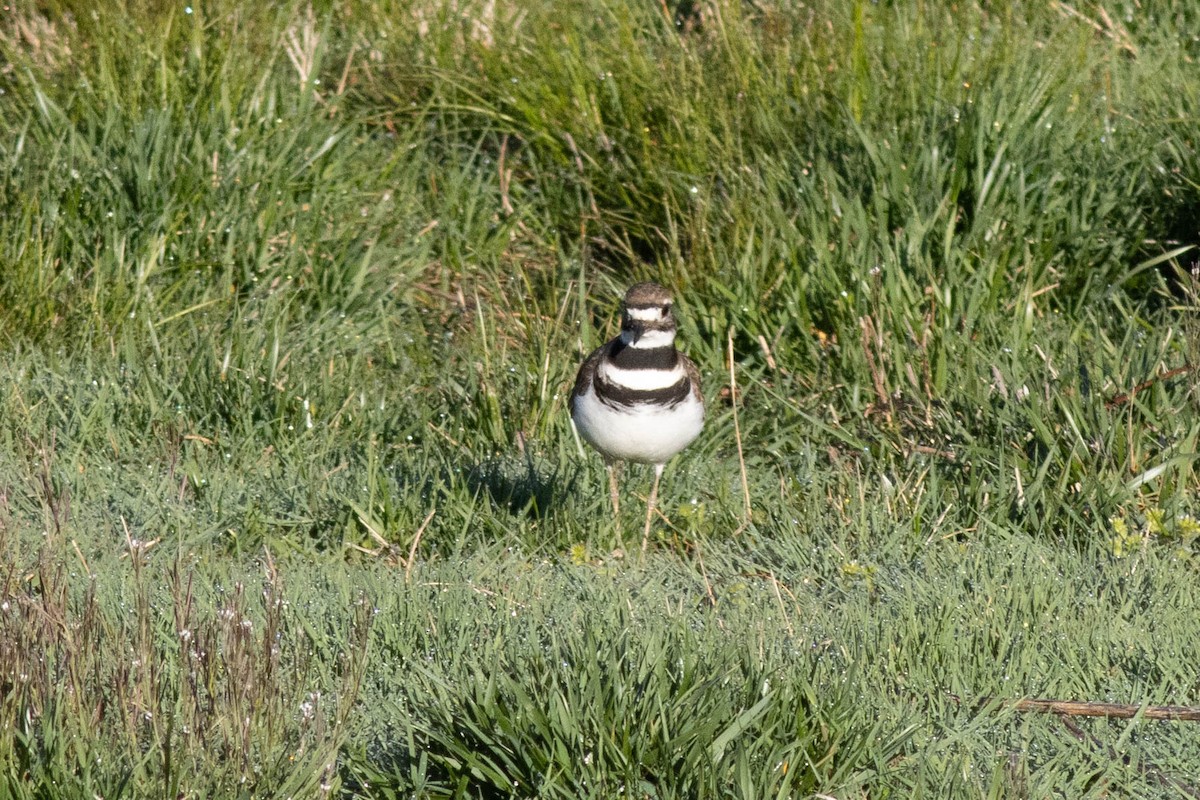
[{"x1": 571, "y1": 387, "x2": 704, "y2": 464}]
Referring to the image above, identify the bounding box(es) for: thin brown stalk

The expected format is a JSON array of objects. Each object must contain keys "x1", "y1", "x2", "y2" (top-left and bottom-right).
[
  {"x1": 1009, "y1": 697, "x2": 1200, "y2": 721},
  {"x1": 1105, "y1": 365, "x2": 1194, "y2": 409},
  {"x1": 405, "y1": 508, "x2": 437, "y2": 583},
  {"x1": 727, "y1": 328, "x2": 752, "y2": 531},
  {"x1": 953, "y1": 694, "x2": 1200, "y2": 721}
]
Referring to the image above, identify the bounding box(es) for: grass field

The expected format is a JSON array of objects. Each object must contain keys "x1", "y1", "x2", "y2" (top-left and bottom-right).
[{"x1": 2, "y1": 0, "x2": 1200, "y2": 796}]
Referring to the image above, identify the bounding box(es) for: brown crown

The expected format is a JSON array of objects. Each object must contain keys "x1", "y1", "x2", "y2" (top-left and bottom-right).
[{"x1": 622, "y1": 282, "x2": 673, "y2": 309}]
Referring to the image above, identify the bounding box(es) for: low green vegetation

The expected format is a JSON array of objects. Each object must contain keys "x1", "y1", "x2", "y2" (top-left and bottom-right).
[{"x1": 1, "y1": 0, "x2": 1198, "y2": 796}]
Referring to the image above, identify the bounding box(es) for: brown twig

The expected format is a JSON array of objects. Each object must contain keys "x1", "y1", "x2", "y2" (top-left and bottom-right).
[
  {"x1": 404, "y1": 508, "x2": 436, "y2": 584},
  {"x1": 756, "y1": 334, "x2": 777, "y2": 371},
  {"x1": 912, "y1": 444, "x2": 957, "y2": 461},
  {"x1": 742, "y1": 570, "x2": 801, "y2": 637},
  {"x1": 727, "y1": 328, "x2": 752, "y2": 532},
  {"x1": 693, "y1": 540, "x2": 717, "y2": 609},
  {"x1": 1011, "y1": 697, "x2": 1200, "y2": 721},
  {"x1": 1052, "y1": 1, "x2": 1139, "y2": 57},
  {"x1": 949, "y1": 693, "x2": 1200, "y2": 796},
  {"x1": 953, "y1": 694, "x2": 1200, "y2": 721},
  {"x1": 1105, "y1": 365, "x2": 1194, "y2": 409},
  {"x1": 859, "y1": 315, "x2": 892, "y2": 425},
  {"x1": 498, "y1": 134, "x2": 514, "y2": 217}
]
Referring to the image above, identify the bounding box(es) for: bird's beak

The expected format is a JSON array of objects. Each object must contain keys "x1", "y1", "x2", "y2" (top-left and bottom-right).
[{"x1": 627, "y1": 320, "x2": 645, "y2": 344}]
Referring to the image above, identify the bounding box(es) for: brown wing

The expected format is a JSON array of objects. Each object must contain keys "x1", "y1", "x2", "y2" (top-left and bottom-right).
[
  {"x1": 679, "y1": 351, "x2": 704, "y2": 406},
  {"x1": 569, "y1": 341, "x2": 610, "y2": 414}
]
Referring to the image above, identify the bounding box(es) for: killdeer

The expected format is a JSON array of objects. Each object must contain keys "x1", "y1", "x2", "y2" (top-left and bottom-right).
[{"x1": 570, "y1": 282, "x2": 704, "y2": 553}]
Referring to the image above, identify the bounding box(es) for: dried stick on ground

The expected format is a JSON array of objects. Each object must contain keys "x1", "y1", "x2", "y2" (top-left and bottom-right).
[
  {"x1": 952, "y1": 695, "x2": 1200, "y2": 721},
  {"x1": 1105, "y1": 365, "x2": 1194, "y2": 409},
  {"x1": 952, "y1": 694, "x2": 1200, "y2": 796}
]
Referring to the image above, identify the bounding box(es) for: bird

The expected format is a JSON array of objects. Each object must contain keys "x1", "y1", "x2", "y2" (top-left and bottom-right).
[{"x1": 570, "y1": 282, "x2": 704, "y2": 554}]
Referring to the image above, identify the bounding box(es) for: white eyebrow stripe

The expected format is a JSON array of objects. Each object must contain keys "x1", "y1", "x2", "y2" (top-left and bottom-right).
[{"x1": 627, "y1": 307, "x2": 668, "y2": 322}]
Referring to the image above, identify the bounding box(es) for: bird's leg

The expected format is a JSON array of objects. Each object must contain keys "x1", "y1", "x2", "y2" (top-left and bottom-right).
[
  {"x1": 605, "y1": 459, "x2": 622, "y2": 548},
  {"x1": 641, "y1": 463, "x2": 664, "y2": 556}
]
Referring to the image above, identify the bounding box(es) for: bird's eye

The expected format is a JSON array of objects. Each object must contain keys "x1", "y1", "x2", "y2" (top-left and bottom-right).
[{"x1": 661, "y1": 304, "x2": 670, "y2": 318}]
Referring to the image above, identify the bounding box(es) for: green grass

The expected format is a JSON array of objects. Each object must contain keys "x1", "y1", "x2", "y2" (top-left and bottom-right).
[{"x1": 1, "y1": 0, "x2": 1199, "y2": 796}]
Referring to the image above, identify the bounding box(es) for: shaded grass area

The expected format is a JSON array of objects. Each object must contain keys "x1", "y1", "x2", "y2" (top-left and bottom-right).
[{"x1": 1, "y1": 0, "x2": 1199, "y2": 796}]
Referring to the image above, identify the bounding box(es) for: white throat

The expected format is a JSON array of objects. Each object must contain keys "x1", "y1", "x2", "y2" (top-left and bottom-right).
[{"x1": 620, "y1": 328, "x2": 676, "y2": 349}]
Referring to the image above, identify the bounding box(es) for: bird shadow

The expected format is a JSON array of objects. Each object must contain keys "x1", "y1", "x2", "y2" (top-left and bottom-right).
[{"x1": 466, "y1": 449, "x2": 575, "y2": 519}]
